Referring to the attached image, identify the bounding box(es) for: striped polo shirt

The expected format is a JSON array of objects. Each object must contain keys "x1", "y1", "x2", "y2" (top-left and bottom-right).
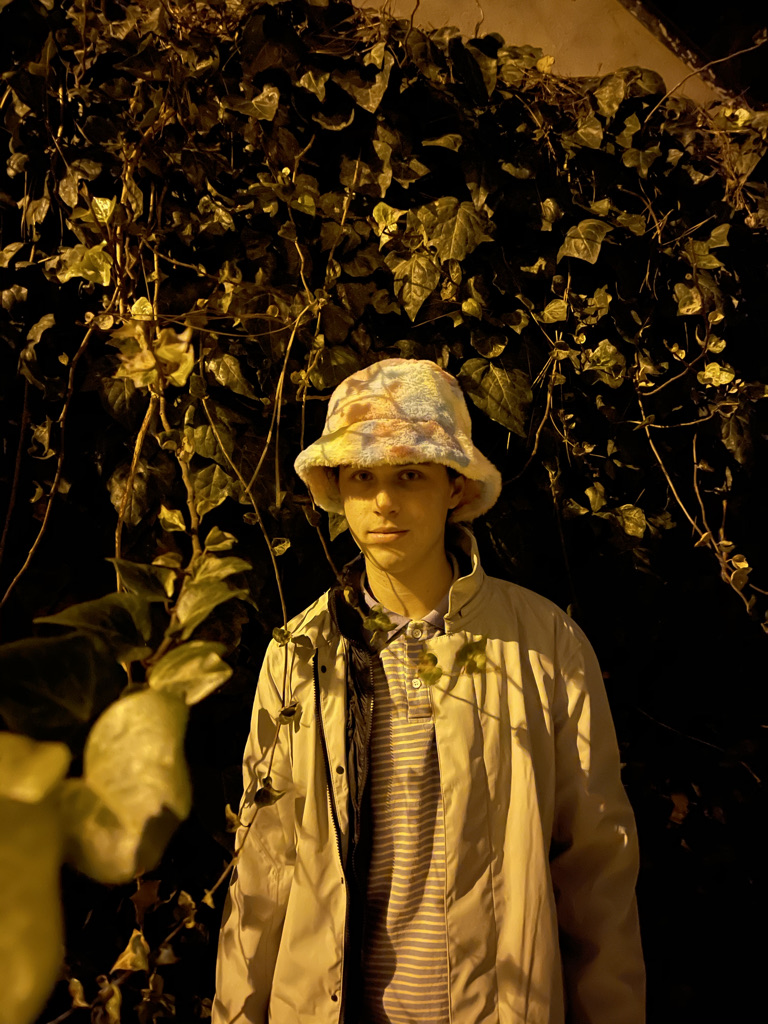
[{"x1": 361, "y1": 584, "x2": 451, "y2": 1024}]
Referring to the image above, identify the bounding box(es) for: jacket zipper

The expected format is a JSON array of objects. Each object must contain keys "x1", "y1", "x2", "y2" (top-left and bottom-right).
[{"x1": 313, "y1": 652, "x2": 347, "y2": 1022}]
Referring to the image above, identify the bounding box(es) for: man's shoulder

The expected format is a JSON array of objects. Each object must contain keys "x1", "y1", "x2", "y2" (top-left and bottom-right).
[
  {"x1": 284, "y1": 589, "x2": 334, "y2": 645},
  {"x1": 476, "y1": 572, "x2": 585, "y2": 647}
]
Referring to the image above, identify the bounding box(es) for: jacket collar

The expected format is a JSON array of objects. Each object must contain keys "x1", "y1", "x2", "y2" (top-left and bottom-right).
[{"x1": 444, "y1": 525, "x2": 487, "y2": 633}]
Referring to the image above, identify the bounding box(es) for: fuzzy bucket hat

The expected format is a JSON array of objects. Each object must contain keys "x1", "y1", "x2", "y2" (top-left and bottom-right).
[{"x1": 294, "y1": 357, "x2": 501, "y2": 522}]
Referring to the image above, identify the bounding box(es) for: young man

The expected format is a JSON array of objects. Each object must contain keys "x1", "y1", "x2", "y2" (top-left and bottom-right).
[{"x1": 214, "y1": 358, "x2": 645, "y2": 1024}]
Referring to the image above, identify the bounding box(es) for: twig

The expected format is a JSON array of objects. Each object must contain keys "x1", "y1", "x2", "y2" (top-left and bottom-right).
[
  {"x1": 635, "y1": 706, "x2": 761, "y2": 785},
  {"x1": 644, "y1": 34, "x2": 768, "y2": 126},
  {"x1": 0, "y1": 379, "x2": 30, "y2": 574},
  {"x1": 637, "y1": 396, "x2": 702, "y2": 535},
  {"x1": 114, "y1": 394, "x2": 157, "y2": 569},
  {"x1": 244, "y1": 303, "x2": 314, "y2": 500},
  {"x1": 0, "y1": 292, "x2": 118, "y2": 612},
  {"x1": 202, "y1": 399, "x2": 288, "y2": 626}
]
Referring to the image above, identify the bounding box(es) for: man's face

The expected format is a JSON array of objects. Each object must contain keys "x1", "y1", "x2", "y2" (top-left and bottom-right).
[{"x1": 337, "y1": 463, "x2": 465, "y2": 577}]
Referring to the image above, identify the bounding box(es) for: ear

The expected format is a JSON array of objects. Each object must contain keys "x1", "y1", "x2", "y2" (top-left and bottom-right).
[{"x1": 447, "y1": 473, "x2": 467, "y2": 510}]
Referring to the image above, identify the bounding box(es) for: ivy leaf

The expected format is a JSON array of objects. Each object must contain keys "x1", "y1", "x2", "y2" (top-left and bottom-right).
[
  {"x1": 593, "y1": 74, "x2": 626, "y2": 118},
  {"x1": 297, "y1": 69, "x2": 330, "y2": 100},
  {"x1": 539, "y1": 298, "x2": 569, "y2": 323},
  {"x1": 173, "y1": 578, "x2": 249, "y2": 641},
  {"x1": 334, "y1": 50, "x2": 394, "y2": 112},
  {"x1": 674, "y1": 283, "x2": 703, "y2": 315},
  {"x1": 417, "y1": 197, "x2": 493, "y2": 263},
  {"x1": 563, "y1": 113, "x2": 603, "y2": 150},
  {"x1": 362, "y1": 606, "x2": 395, "y2": 634},
  {"x1": 55, "y1": 243, "x2": 112, "y2": 286},
  {"x1": 697, "y1": 362, "x2": 735, "y2": 387},
  {"x1": 110, "y1": 929, "x2": 150, "y2": 973},
  {"x1": 0, "y1": 733, "x2": 71, "y2": 803},
  {"x1": 107, "y1": 559, "x2": 176, "y2": 602},
  {"x1": 191, "y1": 553, "x2": 251, "y2": 585},
  {"x1": 308, "y1": 345, "x2": 362, "y2": 390},
  {"x1": 206, "y1": 353, "x2": 258, "y2": 398},
  {"x1": 416, "y1": 650, "x2": 443, "y2": 686},
  {"x1": 251, "y1": 84, "x2": 280, "y2": 121},
  {"x1": 61, "y1": 690, "x2": 191, "y2": 883},
  {"x1": 458, "y1": 358, "x2": 532, "y2": 437},
  {"x1": 422, "y1": 133, "x2": 463, "y2": 151},
  {"x1": 158, "y1": 505, "x2": 187, "y2": 532},
  {"x1": 385, "y1": 251, "x2": 441, "y2": 321},
  {"x1": 0, "y1": 634, "x2": 123, "y2": 739},
  {"x1": 557, "y1": 219, "x2": 612, "y2": 264},
  {"x1": 0, "y1": 795, "x2": 64, "y2": 1024},
  {"x1": 35, "y1": 592, "x2": 153, "y2": 660},
  {"x1": 204, "y1": 527, "x2": 238, "y2": 551},
  {"x1": 454, "y1": 638, "x2": 487, "y2": 674},
  {"x1": 192, "y1": 463, "x2": 244, "y2": 518},
  {"x1": 622, "y1": 146, "x2": 661, "y2": 178},
  {"x1": 148, "y1": 641, "x2": 232, "y2": 705},
  {"x1": 583, "y1": 339, "x2": 626, "y2": 388}
]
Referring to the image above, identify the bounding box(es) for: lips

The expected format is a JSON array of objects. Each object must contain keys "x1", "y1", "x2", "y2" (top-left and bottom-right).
[{"x1": 367, "y1": 528, "x2": 407, "y2": 540}]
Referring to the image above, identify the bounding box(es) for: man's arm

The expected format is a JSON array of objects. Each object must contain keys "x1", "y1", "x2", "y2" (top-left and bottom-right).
[
  {"x1": 549, "y1": 621, "x2": 645, "y2": 1024},
  {"x1": 212, "y1": 642, "x2": 297, "y2": 1024}
]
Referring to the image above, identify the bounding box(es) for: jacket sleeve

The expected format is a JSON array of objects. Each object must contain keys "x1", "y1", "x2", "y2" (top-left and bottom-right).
[
  {"x1": 549, "y1": 621, "x2": 645, "y2": 1024},
  {"x1": 212, "y1": 642, "x2": 297, "y2": 1024}
]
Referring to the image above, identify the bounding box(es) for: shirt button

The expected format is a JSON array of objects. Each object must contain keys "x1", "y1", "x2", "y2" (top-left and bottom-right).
[
  {"x1": 411, "y1": 678, "x2": 422, "y2": 689},
  {"x1": 409, "y1": 621, "x2": 424, "y2": 639}
]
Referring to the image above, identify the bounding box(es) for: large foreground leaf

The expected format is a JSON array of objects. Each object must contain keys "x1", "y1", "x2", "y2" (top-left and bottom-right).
[{"x1": 62, "y1": 690, "x2": 190, "y2": 883}]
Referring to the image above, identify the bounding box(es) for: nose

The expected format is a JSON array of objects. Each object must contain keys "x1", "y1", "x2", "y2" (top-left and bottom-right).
[{"x1": 374, "y1": 485, "x2": 398, "y2": 515}]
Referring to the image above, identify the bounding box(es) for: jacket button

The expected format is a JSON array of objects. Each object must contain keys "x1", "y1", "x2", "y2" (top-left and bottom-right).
[
  {"x1": 336, "y1": 765, "x2": 344, "y2": 774},
  {"x1": 320, "y1": 665, "x2": 327, "y2": 673},
  {"x1": 331, "y1": 993, "x2": 338, "y2": 1002}
]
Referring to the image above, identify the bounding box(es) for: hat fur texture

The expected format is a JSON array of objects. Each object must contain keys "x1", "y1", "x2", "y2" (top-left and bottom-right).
[{"x1": 294, "y1": 357, "x2": 501, "y2": 522}]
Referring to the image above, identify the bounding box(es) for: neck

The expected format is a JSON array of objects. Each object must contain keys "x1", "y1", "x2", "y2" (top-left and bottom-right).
[{"x1": 363, "y1": 550, "x2": 454, "y2": 619}]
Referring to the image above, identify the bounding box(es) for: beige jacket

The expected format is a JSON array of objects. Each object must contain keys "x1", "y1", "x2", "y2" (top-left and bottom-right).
[{"x1": 214, "y1": 535, "x2": 645, "y2": 1024}]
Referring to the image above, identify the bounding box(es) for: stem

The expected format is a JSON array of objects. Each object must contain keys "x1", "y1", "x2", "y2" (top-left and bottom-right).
[
  {"x1": 244, "y1": 303, "x2": 313, "y2": 500},
  {"x1": 159, "y1": 396, "x2": 202, "y2": 559},
  {"x1": 202, "y1": 398, "x2": 288, "y2": 626},
  {"x1": 0, "y1": 379, "x2": 30, "y2": 574},
  {"x1": 638, "y1": 395, "x2": 702, "y2": 535},
  {"x1": 0, "y1": 294, "x2": 117, "y2": 614},
  {"x1": 114, "y1": 394, "x2": 158, "y2": 569}
]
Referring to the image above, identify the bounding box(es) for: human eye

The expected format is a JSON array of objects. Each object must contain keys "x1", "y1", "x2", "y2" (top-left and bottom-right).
[
  {"x1": 399, "y1": 468, "x2": 423, "y2": 482},
  {"x1": 352, "y1": 469, "x2": 373, "y2": 483}
]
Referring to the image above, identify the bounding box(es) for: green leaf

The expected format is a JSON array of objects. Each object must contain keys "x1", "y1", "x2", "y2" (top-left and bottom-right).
[
  {"x1": 539, "y1": 299, "x2": 569, "y2": 323},
  {"x1": 148, "y1": 641, "x2": 232, "y2": 705},
  {"x1": 416, "y1": 197, "x2": 493, "y2": 263},
  {"x1": 158, "y1": 505, "x2": 187, "y2": 532},
  {"x1": 0, "y1": 634, "x2": 123, "y2": 738},
  {"x1": 362, "y1": 606, "x2": 396, "y2": 633},
  {"x1": 204, "y1": 526, "x2": 238, "y2": 551},
  {"x1": 422, "y1": 133, "x2": 463, "y2": 151},
  {"x1": 251, "y1": 84, "x2": 280, "y2": 121},
  {"x1": 454, "y1": 638, "x2": 487, "y2": 674},
  {"x1": 61, "y1": 689, "x2": 190, "y2": 883},
  {"x1": 35, "y1": 592, "x2": 153, "y2": 659},
  {"x1": 563, "y1": 113, "x2": 603, "y2": 150},
  {"x1": 385, "y1": 251, "x2": 441, "y2": 321},
  {"x1": 622, "y1": 146, "x2": 661, "y2": 177},
  {"x1": 334, "y1": 50, "x2": 394, "y2": 112},
  {"x1": 0, "y1": 795, "x2": 64, "y2": 1024},
  {"x1": 111, "y1": 929, "x2": 150, "y2": 973},
  {"x1": 55, "y1": 243, "x2": 112, "y2": 286},
  {"x1": 557, "y1": 219, "x2": 612, "y2": 264},
  {"x1": 206, "y1": 353, "x2": 258, "y2": 398},
  {"x1": 416, "y1": 650, "x2": 443, "y2": 686},
  {"x1": 297, "y1": 69, "x2": 330, "y2": 100},
  {"x1": 593, "y1": 74, "x2": 626, "y2": 118},
  {"x1": 674, "y1": 283, "x2": 703, "y2": 315},
  {"x1": 108, "y1": 559, "x2": 176, "y2": 601},
  {"x1": 174, "y1": 578, "x2": 249, "y2": 640},
  {"x1": 192, "y1": 463, "x2": 244, "y2": 518},
  {"x1": 697, "y1": 362, "x2": 735, "y2": 387},
  {"x1": 458, "y1": 358, "x2": 532, "y2": 437},
  {"x1": 583, "y1": 339, "x2": 626, "y2": 388},
  {"x1": 0, "y1": 734, "x2": 71, "y2": 803},
  {"x1": 191, "y1": 554, "x2": 251, "y2": 585},
  {"x1": 371, "y1": 201, "x2": 406, "y2": 247},
  {"x1": 308, "y1": 345, "x2": 362, "y2": 390}
]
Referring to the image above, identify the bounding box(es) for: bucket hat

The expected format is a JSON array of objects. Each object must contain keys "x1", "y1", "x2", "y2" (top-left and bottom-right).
[{"x1": 293, "y1": 357, "x2": 501, "y2": 522}]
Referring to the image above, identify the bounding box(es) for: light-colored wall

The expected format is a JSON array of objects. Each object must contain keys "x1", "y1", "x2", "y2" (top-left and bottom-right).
[{"x1": 373, "y1": 0, "x2": 718, "y2": 105}]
